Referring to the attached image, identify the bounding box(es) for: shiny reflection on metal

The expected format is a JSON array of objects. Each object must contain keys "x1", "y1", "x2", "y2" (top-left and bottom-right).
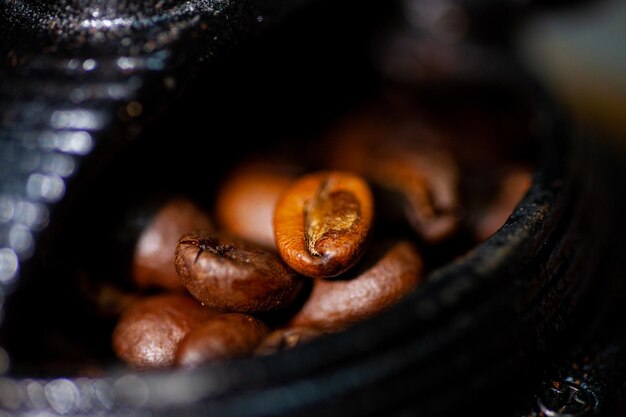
[
  {"x1": 0, "y1": 378, "x2": 20, "y2": 410},
  {"x1": 0, "y1": 198, "x2": 14, "y2": 225},
  {"x1": 38, "y1": 131, "x2": 94, "y2": 155},
  {"x1": 44, "y1": 379, "x2": 80, "y2": 414},
  {"x1": 13, "y1": 0, "x2": 231, "y2": 41},
  {"x1": 8, "y1": 224, "x2": 34, "y2": 259},
  {"x1": 537, "y1": 381, "x2": 596, "y2": 417},
  {"x1": 24, "y1": 380, "x2": 48, "y2": 410},
  {"x1": 74, "y1": 80, "x2": 136, "y2": 101},
  {"x1": 0, "y1": 249, "x2": 19, "y2": 284},
  {"x1": 26, "y1": 173, "x2": 65, "y2": 203},
  {"x1": 40, "y1": 153, "x2": 76, "y2": 178},
  {"x1": 144, "y1": 371, "x2": 221, "y2": 407},
  {"x1": 49, "y1": 110, "x2": 105, "y2": 131},
  {"x1": 10, "y1": 200, "x2": 49, "y2": 231},
  {"x1": 73, "y1": 378, "x2": 95, "y2": 412},
  {"x1": 93, "y1": 379, "x2": 115, "y2": 410},
  {"x1": 82, "y1": 59, "x2": 97, "y2": 72},
  {"x1": 17, "y1": 151, "x2": 41, "y2": 173},
  {"x1": 113, "y1": 375, "x2": 149, "y2": 408}
]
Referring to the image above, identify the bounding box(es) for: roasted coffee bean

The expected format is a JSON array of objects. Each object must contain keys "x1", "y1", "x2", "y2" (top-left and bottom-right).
[
  {"x1": 133, "y1": 197, "x2": 213, "y2": 291},
  {"x1": 112, "y1": 294, "x2": 218, "y2": 370},
  {"x1": 323, "y1": 101, "x2": 461, "y2": 244},
  {"x1": 289, "y1": 240, "x2": 422, "y2": 332},
  {"x1": 175, "y1": 313, "x2": 270, "y2": 368},
  {"x1": 215, "y1": 159, "x2": 296, "y2": 248},
  {"x1": 273, "y1": 170, "x2": 374, "y2": 278},
  {"x1": 371, "y1": 149, "x2": 459, "y2": 243},
  {"x1": 472, "y1": 166, "x2": 532, "y2": 242},
  {"x1": 175, "y1": 231, "x2": 304, "y2": 313},
  {"x1": 254, "y1": 326, "x2": 324, "y2": 356}
]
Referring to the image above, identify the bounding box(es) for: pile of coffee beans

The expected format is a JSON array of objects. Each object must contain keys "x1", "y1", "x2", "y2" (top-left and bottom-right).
[{"x1": 101, "y1": 92, "x2": 532, "y2": 371}]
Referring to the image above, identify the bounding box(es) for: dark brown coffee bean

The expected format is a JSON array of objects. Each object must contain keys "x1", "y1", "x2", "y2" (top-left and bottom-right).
[
  {"x1": 215, "y1": 160, "x2": 296, "y2": 248},
  {"x1": 254, "y1": 326, "x2": 324, "y2": 356},
  {"x1": 175, "y1": 231, "x2": 304, "y2": 313},
  {"x1": 111, "y1": 294, "x2": 218, "y2": 370},
  {"x1": 289, "y1": 240, "x2": 422, "y2": 332},
  {"x1": 323, "y1": 101, "x2": 461, "y2": 244},
  {"x1": 374, "y1": 148, "x2": 460, "y2": 243},
  {"x1": 175, "y1": 313, "x2": 270, "y2": 368},
  {"x1": 133, "y1": 197, "x2": 213, "y2": 291},
  {"x1": 273, "y1": 170, "x2": 374, "y2": 278}
]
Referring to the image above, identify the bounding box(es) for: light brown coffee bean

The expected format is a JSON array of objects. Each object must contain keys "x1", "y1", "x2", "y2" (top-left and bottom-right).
[
  {"x1": 175, "y1": 313, "x2": 270, "y2": 368},
  {"x1": 111, "y1": 294, "x2": 218, "y2": 370},
  {"x1": 175, "y1": 231, "x2": 304, "y2": 313},
  {"x1": 133, "y1": 197, "x2": 213, "y2": 291},
  {"x1": 289, "y1": 240, "x2": 422, "y2": 332},
  {"x1": 215, "y1": 160, "x2": 296, "y2": 248},
  {"x1": 273, "y1": 170, "x2": 374, "y2": 278},
  {"x1": 254, "y1": 326, "x2": 324, "y2": 356}
]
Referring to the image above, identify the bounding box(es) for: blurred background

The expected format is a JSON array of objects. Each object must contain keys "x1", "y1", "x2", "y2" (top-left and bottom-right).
[{"x1": 516, "y1": 0, "x2": 626, "y2": 153}]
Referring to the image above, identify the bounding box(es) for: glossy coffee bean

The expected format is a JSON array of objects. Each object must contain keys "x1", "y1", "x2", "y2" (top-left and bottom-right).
[
  {"x1": 215, "y1": 159, "x2": 296, "y2": 248},
  {"x1": 323, "y1": 101, "x2": 461, "y2": 244},
  {"x1": 175, "y1": 231, "x2": 304, "y2": 313},
  {"x1": 289, "y1": 240, "x2": 422, "y2": 332},
  {"x1": 175, "y1": 313, "x2": 270, "y2": 368},
  {"x1": 133, "y1": 197, "x2": 213, "y2": 291},
  {"x1": 254, "y1": 326, "x2": 324, "y2": 356},
  {"x1": 112, "y1": 294, "x2": 218, "y2": 370},
  {"x1": 273, "y1": 170, "x2": 374, "y2": 278}
]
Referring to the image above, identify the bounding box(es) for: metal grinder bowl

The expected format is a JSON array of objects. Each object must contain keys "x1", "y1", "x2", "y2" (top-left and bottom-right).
[{"x1": 0, "y1": 0, "x2": 624, "y2": 416}]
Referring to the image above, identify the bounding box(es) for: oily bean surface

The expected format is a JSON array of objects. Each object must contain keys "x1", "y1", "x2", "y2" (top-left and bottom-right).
[
  {"x1": 112, "y1": 294, "x2": 218, "y2": 370},
  {"x1": 273, "y1": 170, "x2": 374, "y2": 278},
  {"x1": 133, "y1": 197, "x2": 213, "y2": 291},
  {"x1": 289, "y1": 240, "x2": 422, "y2": 332},
  {"x1": 175, "y1": 231, "x2": 303, "y2": 313},
  {"x1": 176, "y1": 313, "x2": 270, "y2": 368}
]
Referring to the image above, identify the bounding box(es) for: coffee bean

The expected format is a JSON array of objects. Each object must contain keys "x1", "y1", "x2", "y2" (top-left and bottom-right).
[
  {"x1": 111, "y1": 294, "x2": 218, "y2": 370},
  {"x1": 323, "y1": 101, "x2": 461, "y2": 244},
  {"x1": 176, "y1": 313, "x2": 270, "y2": 368},
  {"x1": 215, "y1": 159, "x2": 296, "y2": 248},
  {"x1": 273, "y1": 170, "x2": 374, "y2": 278},
  {"x1": 133, "y1": 197, "x2": 213, "y2": 291},
  {"x1": 175, "y1": 231, "x2": 304, "y2": 313},
  {"x1": 289, "y1": 240, "x2": 422, "y2": 332}
]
